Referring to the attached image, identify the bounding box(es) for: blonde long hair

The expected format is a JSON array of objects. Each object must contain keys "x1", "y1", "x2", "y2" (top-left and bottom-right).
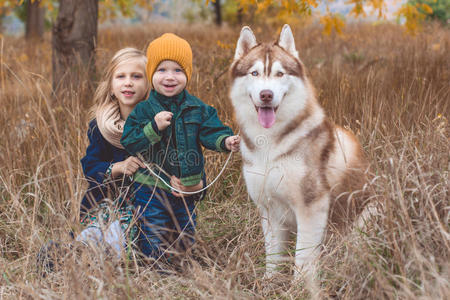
[{"x1": 89, "y1": 47, "x2": 149, "y2": 121}]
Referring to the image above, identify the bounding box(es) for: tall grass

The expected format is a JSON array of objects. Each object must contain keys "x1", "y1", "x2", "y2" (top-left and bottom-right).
[{"x1": 0, "y1": 22, "x2": 448, "y2": 299}]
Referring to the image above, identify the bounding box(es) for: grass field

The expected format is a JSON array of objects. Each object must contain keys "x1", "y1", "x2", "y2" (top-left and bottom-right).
[{"x1": 0, "y1": 21, "x2": 448, "y2": 299}]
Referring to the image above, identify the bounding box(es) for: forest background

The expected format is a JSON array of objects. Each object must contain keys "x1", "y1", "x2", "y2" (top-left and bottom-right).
[{"x1": 0, "y1": 0, "x2": 448, "y2": 298}]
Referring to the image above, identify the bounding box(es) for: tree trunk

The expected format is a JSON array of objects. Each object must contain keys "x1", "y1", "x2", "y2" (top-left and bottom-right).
[
  {"x1": 25, "y1": 0, "x2": 45, "y2": 40},
  {"x1": 237, "y1": 7, "x2": 243, "y2": 25},
  {"x1": 52, "y1": 0, "x2": 98, "y2": 95},
  {"x1": 0, "y1": 14, "x2": 4, "y2": 33},
  {"x1": 213, "y1": 0, "x2": 222, "y2": 26}
]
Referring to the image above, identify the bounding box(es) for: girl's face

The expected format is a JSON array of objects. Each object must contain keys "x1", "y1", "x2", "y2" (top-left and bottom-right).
[
  {"x1": 152, "y1": 60, "x2": 187, "y2": 97},
  {"x1": 111, "y1": 58, "x2": 148, "y2": 111}
]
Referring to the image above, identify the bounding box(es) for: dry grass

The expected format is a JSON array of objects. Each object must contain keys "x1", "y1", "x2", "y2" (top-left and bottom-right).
[{"x1": 0, "y1": 21, "x2": 449, "y2": 299}]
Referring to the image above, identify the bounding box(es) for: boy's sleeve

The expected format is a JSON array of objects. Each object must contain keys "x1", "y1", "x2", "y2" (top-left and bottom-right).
[
  {"x1": 198, "y1": 105, "x2": 233, "y2": 152},
  {"x1": 120, "y1": 102, "x2": 161, "y2": 155}
]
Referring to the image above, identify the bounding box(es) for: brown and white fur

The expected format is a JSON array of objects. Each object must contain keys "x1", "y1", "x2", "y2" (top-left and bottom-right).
[{"x1": 229, "y1": 25, "x2": 368, "y2": 280}]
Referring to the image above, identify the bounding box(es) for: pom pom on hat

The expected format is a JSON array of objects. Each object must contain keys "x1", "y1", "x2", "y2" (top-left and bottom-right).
[{"x1": 146, "y1": 33, "x2": 193, "y2": 83}]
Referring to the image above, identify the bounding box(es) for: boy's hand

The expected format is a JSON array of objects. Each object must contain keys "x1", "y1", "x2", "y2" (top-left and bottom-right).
[
  {"x1": 111, "y1": 156, "x2": 145, "y2": 178},
  {"x1": 170, "y1": 175, "x2": 204, "y2": 197},
  {"x1": 225, "y1": 135, "x2": 241, "y2": 152},
  {"x1": 154, "y1": 111, "x2": 173, "y2": 131}
]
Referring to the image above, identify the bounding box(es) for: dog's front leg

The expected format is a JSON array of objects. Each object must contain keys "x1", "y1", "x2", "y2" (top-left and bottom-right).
[
  {"x1": 260, "y1": 208, "x2": 290, "y2": 278},
  {"x1": 293, "y1": 194, "x2": 329, "y2": 279}
]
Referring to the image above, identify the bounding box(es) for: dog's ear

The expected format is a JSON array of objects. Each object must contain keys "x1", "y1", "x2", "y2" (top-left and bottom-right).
[
  {"x1": 234, "y1": 26, "x2": 257, "y2": 61},
  {"x1": 278, "y1": 24, "x2": 299, "y2": 59}
]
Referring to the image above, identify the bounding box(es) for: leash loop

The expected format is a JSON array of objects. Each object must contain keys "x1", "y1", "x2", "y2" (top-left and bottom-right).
[{"x1": 136, "y1": 141, "x2": 236, "y2": 195}]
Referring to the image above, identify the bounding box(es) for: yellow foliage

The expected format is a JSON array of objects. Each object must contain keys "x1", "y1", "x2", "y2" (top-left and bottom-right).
[
  {"x1": 395, "y1": 3, "x2": 430, "y2": 34},
  {"x1": 305, "y1": 0, "x2": 318, "y2": 8},
  {"x1": 47, "y1": 1, "x2": 54, "y2": 12},
  {"x1": 217, "y1": 40, "x2": 235, "y2": 50},
  {"x1": 346, "y1": 0, "x2": 366, "y2": 17},
  {"x1": 99, "y1": 0, "x2": 154, "y2": 23},
  {"x1": 320, "y1": 13, "x2": 345, "y2": 35},
  {"x1": 368, "y1": 0, "x2": 385, "y2": 18},
  {"x1": 1, "y1": 0, "x2": 55, "y2": 12},
  {"x1": 237, "y1": 0, "x2": 266, "y2": 14},
  {"x1": 346, "y1": 0, "x2": 386, "y2": 18},
  {"x1": 256, "y1": 0, "x2": 273, "y2": 14},
  {"x1": 214, "y1": 0, "x2": 434, "y2": 35},
  {"x1": 420, "y1": 3, "x2": 433, "y2": 14},
  {"x1": 238, "y1": 0, "x2": 316, "y2": 19}
]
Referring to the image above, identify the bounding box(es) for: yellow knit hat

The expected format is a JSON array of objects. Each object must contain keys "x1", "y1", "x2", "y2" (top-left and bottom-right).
[{"x1": 146, "y1": 33, "x2": 193, "y2": 83}]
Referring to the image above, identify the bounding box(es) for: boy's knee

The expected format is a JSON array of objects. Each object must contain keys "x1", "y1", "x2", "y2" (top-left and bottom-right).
[{"x1": 138, "y1": 232, "x2": 163, "y2": 258}]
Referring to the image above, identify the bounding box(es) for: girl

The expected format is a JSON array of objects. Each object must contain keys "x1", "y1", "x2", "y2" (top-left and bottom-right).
[
  {"x1": 37, "y1": 48, "x2": 152, "y2": 272},
  {"x1": 78, "y1": 47, "x2": 149, "y2": 257}
]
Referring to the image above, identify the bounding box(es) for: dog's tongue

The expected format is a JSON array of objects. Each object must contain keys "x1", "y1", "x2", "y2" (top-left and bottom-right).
[{"x1": 258, "y1": 107, "x2": 276, "y2": 128}]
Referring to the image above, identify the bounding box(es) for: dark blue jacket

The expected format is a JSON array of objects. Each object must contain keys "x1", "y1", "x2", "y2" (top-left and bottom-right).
[{"x1": 80, "y1": 119, "x2": 129, "y2": 216}]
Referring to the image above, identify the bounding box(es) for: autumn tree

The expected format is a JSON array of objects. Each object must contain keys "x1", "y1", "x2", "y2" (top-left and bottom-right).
[
  {"x1": 0, "y1": 0, "x2": 53, "y2": 39},
  {"x1": 52, "y1": 0, "x2": 153, "y2": 94},
  {"x1": 213, "y1": 0, "x2": 222, "y2": 26},
  {"x1": 204, "y1": 0, "x2": 434, "y2": 34},
  {"x1": 25, "y1": 0, "x2": 45, "y2": 40},
  {"x1": 52, "y1": 0, "x2": 98, "y2": 94},
  {"x1": 0, "y1": 0, "x2": 152, "y2": 94},
  {"x1": 409, "y1": 0, "x2": 448, "y2": 24}
]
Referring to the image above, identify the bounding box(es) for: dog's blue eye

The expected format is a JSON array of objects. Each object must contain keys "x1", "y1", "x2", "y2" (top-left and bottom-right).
[
  {"x1": 276, "y1": 71, "x2": 284, "y2": 77},
  {"x1": 251, "y1": 71, "x2": 259, "y2": 76}
]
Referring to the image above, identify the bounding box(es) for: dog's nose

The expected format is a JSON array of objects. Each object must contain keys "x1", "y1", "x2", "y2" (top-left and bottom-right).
[{"x1": 260, "y1": 90, "x2": 273, "y2": 102}]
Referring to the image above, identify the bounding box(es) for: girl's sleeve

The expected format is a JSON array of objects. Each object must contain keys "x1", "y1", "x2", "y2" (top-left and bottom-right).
[
  {"x1": 121, "y1": 102, "x2": 161, "y2": 155},
  {"x1": 198, "y1": 105, "x2": 234, "y2": 152},
  {"x1": 80, "y1": 122, "x2": 111, "y2": 185}
]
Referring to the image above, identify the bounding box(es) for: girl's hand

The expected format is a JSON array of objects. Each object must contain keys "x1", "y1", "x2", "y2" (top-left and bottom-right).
[
  {"x1": 154, "y1": 111, "x2": 173, "y2": 131},
  {"x1": 111, "y1": 156, "x2": 146, "y2": 178},
  {"x1": 225, "y1": 135, "x2": 241, "y2": 152},
  {"x1": 170, "y1": 175, "x2": 204, "y2": 197}
]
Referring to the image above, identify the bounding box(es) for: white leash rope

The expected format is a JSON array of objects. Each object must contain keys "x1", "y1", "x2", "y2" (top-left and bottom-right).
[{"x1": 136, "y1": 148, "x2": 235, "y2": 195}]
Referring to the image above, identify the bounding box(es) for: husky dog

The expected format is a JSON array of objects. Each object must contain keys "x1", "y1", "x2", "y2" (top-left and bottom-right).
[{"x1": 229, "y1": 25, "x2": 368, "y2": 278}]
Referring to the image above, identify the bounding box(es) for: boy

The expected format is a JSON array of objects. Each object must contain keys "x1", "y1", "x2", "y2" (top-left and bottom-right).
[{"x1": 121, "y1": 33, "x2": 240, "y2": 259}]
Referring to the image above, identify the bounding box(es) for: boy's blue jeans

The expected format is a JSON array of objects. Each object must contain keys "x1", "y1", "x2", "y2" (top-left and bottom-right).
[{"x1": 133, "y1": 183, "x2": 197, "y2": 259}]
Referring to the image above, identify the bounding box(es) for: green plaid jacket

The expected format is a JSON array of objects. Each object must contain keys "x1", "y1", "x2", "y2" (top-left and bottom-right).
[{"x1": 121, "y1": 90, "x2": 233, "y2": 191}]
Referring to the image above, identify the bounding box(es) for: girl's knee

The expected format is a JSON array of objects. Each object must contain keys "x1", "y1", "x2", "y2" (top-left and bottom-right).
[{"x1": 76, "y1": 227, "x2": 103, "y2": 245}]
